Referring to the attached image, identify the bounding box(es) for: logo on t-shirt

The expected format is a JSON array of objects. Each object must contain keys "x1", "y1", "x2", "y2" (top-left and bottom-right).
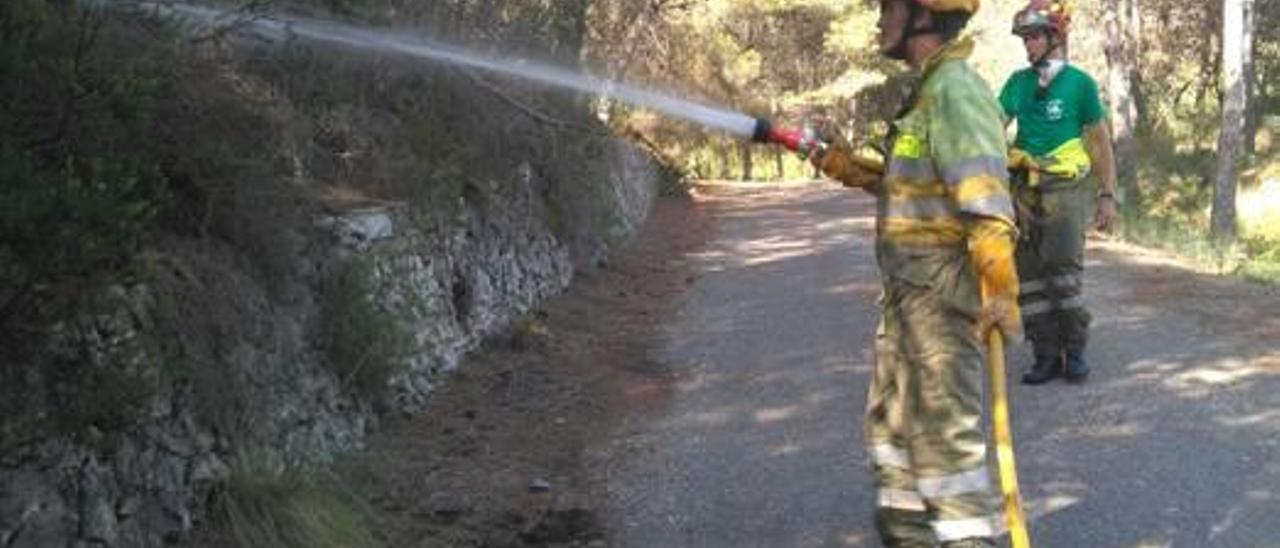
[{"x1": 1044, "y1": 99, "x2": 1065, "y2": 122}]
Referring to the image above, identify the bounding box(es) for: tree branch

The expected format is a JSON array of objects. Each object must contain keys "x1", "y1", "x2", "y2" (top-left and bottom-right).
[{"x1": 458, "y1": 68, "x2": 609, "y2": 136}]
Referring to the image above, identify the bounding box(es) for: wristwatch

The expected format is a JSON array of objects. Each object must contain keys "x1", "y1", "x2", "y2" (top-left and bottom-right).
[{"x1": 1098, "y1": 191, "x2": 1115, "y2": 200}]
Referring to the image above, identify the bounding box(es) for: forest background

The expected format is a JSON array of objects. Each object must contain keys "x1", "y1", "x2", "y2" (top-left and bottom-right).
[
  {"x1": 3, "y1": 0, "x2": 1277, "y2": 332},
  {"x1": 585, "y1": 0, "x2": 1279, "y2": 282},
  {"x1": 0, "y1": 0, "x2": 1276, "y2": 545}
]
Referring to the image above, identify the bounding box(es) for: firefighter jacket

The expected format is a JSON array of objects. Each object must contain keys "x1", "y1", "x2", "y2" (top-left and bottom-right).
[{"x1": 877, "y1": 37, "x2": 1017, "y2": 281}]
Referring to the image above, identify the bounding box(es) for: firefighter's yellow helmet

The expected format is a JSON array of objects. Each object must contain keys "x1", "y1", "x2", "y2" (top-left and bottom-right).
[{"x1": 916, "y1": 0, "x2": 980, "y2": 14}]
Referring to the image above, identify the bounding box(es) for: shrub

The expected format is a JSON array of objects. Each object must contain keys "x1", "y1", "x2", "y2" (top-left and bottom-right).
[
  {"x1": 0, "y1": 150, "x2": 162, "y2": 335},
  {"x1": 320, "y1": 258, "x2": 411, "y2": 399},
  {"x1": 0, "y1": 0, "x2": 173, "y2": 333}
]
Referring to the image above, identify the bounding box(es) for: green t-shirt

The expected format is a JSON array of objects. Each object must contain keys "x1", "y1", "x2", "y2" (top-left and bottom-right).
[{"x1": 998, "y1": 64, "x2": 1106, "y2": 157}]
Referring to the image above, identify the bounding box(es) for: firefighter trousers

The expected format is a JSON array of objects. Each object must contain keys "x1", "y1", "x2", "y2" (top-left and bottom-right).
[
  {"x1": 865, "y1": 251, "x2": 996, "y2": 546},
  {"x1": 1013, "y1": 177, "x2": 1093, "y2": 360}
]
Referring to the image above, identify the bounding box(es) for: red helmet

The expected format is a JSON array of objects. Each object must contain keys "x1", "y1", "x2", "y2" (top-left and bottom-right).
[{"x1": 1012, "y1": 0, "x2": 1072, "y2": 37}]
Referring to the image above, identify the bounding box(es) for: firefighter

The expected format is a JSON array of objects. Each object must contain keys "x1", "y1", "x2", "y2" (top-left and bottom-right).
[
  {"x1": 811, "y1": 0, "x2": 1019, "y2": 545},
  {"x1": 1000, "y1": 0, "x2": 1118, "y2": 385}
]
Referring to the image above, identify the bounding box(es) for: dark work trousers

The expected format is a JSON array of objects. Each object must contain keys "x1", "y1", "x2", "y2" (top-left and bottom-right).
[{"x1": 1012, "y1": 174, "x2": 1092, "y2": 361}]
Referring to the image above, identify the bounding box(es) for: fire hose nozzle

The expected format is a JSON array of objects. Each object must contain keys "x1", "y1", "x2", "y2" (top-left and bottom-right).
[{"x1": 751, "y1": 118, "x2": 827, "y2": 158}]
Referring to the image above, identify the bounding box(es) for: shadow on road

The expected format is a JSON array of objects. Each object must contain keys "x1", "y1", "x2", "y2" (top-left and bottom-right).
[{"x1": 603, "y1": 182, "x2": 1280, "y2": 548}]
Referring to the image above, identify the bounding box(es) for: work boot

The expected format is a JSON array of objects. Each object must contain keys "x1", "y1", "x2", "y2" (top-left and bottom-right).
[
  {"x1": 941, "y1": 538, "x2": 996, "y2": 548},
  {"x1": 1064, "y1": 349, "x2": 1090, "y2": 383},
  {"x1": 875, "y1": 508, "x2": 935, "y2": 548},
  {"x1": 1022, "y1": 352, "x2": 1061, "y2": 385}
]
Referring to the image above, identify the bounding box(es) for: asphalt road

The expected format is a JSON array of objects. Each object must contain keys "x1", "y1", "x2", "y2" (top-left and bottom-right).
[{"x1": 601, "y1": 182, "x2": 1280, "y2": 548}]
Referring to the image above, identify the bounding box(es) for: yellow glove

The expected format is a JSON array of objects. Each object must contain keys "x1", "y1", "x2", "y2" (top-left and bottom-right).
[
  {"x1": 811, "y1": 140, "x2": 884, "y2": 191},
  {"x1": 969, "y1": 219, "x2": 1023, "y2": 341},
  {"x1": 1007, "y1": 147, "x2": 1040, "y2": 188}
]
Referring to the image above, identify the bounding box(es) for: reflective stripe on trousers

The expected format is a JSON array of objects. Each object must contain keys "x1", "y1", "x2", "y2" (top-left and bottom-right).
[
  {"x1": 1014, "y1": 177, "x2": 1093, "y2": 355},
  {"x1": 864, "y1": 250, "x2": 995, "y2": 543}
]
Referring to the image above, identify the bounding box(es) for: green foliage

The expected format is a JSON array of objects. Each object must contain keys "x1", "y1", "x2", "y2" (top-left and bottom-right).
[
  {"x1": 214, "y1": 468, "x2": 377, "y2": 548},
  {"x1": 378, "y1": 0, "x2": 589, "y2": 58},
  {"x1": 1117, "y1": 145, "x2": 1280, "y2": 285},
  {"x1": 0, "y1": 2, "x2": 180, "y2": 154},
  {"x1": 0, "y1": 0, "x2": 177, "y2": 333},
  {"x1": 586, "y1": 0, "x2": 867, "y2": 180},
  {"x1": 1133, "y1": 145, "x2": 1216, "y2": 224},
  {"x1": 0, "y1": 150, "x2": 163, "y2": 327},
  {"x1": 318, "y1": 0, "x2": 392, "y2": 18},
  {"x1": 43, "y1": 326, "x2": 161, "y2": 441},
  {"x1": 656, "y1": 159, "x2": 692, "y2": 197},
  {"x1": 0, "y1": 289, "x2": 162, "y2": 453},
  {"x1": 1240, "y1": 234, "x2": 1280, "y2": 284},
  {"x1": 0, "y1": 1, "x2": 180, "y2": 450},
  {"x1": 1118, "y1": 202, "x2": 1222, "y2": 264},
  {"x1": 1236, "y1": 152, "x2": 1280, "y2": 283},
  {"x1": 684, "y1": 139, "x2": 813, "y2": 181},
  {"x1": 538, "y1": 128, "x2": 635, "y2": 244},
  {"x1": 403, "y1": 111, "x2": 481, "y2": 218},
  {"x1": 0, "y1": 151, "x2": 161, "y2": 275},
  {"x1": 320, "y1": 258, "x2": 411, "y2": 399}
]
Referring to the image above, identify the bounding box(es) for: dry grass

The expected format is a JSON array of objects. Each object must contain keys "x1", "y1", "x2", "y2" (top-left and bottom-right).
[
  {"x1": 1120, "y1": 141, "x2": 1280, "y2": 285},
  {"x1": 209, "y1": 467, "x2": 377, "y2": 548}
]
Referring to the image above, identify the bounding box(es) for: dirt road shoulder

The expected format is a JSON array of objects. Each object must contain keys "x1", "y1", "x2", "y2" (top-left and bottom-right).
[{"x1": 333, "y1": 192, "x2": 711, "y2": 548}]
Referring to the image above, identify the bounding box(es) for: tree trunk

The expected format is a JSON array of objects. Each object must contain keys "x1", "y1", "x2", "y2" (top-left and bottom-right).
[
  {"x1": 592, "y1": 0, "x2": 653, "y2": 123},
  {"x1": 1211, "y1": 0, "x2": 1248, "y2": 243},
  {"x1": 740, "y1": 141, "x2": 753, "y2": 181},
  {"x1": 718, "y1": 138, "x2": 731, "y2": 180},
  {"x1": 1242, "y1": 0, "x2": 1258, "y2": 154},
  {"x1": 1127, "y1": 0, "x2": 1148, "y2": 131},
  {"x1": 556, "y1": 0, "x2": 591, "y2": 61},
  {"x1": 1104, "y1": 0, "x2": 1141, "y2": 204}
]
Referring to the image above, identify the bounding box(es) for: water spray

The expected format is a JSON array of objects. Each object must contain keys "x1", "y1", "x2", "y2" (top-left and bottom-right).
[
  {"x1": 128, "y1": 3, "x2": 763, "y2": 135},
  {"x1": 112, "y1": 2, "x2": 823, "y2": 160}
]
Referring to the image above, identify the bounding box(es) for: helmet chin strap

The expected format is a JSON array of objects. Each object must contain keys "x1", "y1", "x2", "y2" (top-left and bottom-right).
[
  {"x1": 1030, "y1": 32, "x2": 1063, "y2": 68},
  {"x1": 887, "y1": 1, "x2": 946, "y2": 61},
  {"x1": 885, "y1": 1, "x2": 919, "y2": 60},
  {"x1": 1032, "y1": 35, "x2": 1065, "y2": 99}
]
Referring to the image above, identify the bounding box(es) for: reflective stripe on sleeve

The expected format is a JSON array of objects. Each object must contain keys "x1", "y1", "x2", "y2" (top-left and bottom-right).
[
  {"x1": 941, "y1": 155, "x2": 1007, "y2": 188},
  {"x1": 886, "y1": 156, "x2": 938, "y2": 182},
  {"x1": 885, "y1": 196, "x2": 959, "y2": 219}
]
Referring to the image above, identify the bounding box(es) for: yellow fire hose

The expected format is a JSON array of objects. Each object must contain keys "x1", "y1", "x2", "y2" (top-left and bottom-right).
[{"x1": 987, "y1": 331, "x2": 1032, "y2": 548}]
